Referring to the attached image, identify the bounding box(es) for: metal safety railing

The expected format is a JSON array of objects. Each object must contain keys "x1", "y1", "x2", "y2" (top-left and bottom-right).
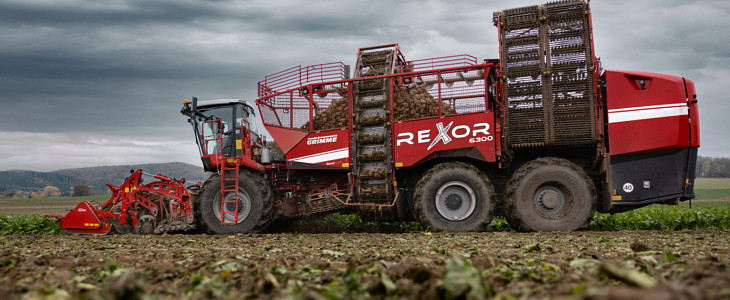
[
  {"x1": 257, "y1": 62, "x2": 347, "y2": 98},
  {"x1": 405, "y1": 54, "x2": 478, "y2": 72}
]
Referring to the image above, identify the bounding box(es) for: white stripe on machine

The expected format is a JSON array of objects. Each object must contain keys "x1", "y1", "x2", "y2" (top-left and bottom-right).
[
  {"x1": 608, "y1": 103, "x2": 688, "y2": 123},
  {"x1": 289, "y1": 148, "x2": 349, "y2": 164}
]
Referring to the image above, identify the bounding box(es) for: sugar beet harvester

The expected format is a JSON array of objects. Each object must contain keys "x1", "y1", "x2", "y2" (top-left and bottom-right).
[
  {"x1": 58, "y1": 0, "x2": 700, "y2": 235},
  {"x1": 178, "y1": 0, "x2": 699, "y2": 234}
]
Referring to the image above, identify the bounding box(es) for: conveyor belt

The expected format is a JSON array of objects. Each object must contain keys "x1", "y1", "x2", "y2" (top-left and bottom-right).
[{"x1": 351, "y1": 46, "x2": 399, "y2": 203}]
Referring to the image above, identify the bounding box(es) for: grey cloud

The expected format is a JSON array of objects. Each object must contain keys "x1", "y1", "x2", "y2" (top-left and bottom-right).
[{"x1": 0, "y1": 0, "x2": 728, "y2": 171}]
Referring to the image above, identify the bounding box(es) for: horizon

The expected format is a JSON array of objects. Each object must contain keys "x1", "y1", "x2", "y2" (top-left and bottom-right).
[{"x1": 0, "y1": 161, "x2": 203, "y2": 173}]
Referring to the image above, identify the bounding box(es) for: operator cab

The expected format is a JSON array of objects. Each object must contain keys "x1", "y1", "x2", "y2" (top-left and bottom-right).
[{"x1": 181, "y1": 98, "x2": 261, "y2": 171}]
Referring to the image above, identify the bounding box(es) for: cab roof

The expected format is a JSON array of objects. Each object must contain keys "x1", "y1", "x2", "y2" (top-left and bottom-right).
[{"x1": 197, "y1": 99, "x2": 249, "y2": 108}]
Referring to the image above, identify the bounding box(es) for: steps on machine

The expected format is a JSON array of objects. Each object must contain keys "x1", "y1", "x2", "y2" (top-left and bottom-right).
[
  {"x1": 351, "y1": 47, "x2": 399, "y2": 204},
  {"x1": 220, "y1": 160, "x2": 240, "y2": 224}
]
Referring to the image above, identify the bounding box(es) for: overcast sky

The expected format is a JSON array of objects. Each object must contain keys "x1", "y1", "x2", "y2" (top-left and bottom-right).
[{"x1": 1, "y1": 0, "x2": 728, "y2": 171}]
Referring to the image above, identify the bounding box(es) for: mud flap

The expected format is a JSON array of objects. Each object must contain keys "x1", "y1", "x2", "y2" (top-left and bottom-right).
[{"x1": 59, "y1": 201, "x2": 112, "y2": 235}]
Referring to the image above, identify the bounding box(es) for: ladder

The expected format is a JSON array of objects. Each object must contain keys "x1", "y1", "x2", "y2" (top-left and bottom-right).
[
  {"x1": 351, "y1": 45, "x2": 401, "y2": 204},
  {"x1": 219, "y1": 159, "x2": 240, "y2": 225}
]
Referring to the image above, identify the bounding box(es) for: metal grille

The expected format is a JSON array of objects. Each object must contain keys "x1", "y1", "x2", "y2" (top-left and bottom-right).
[
  {"x1": 258, "y1": 93, "x2": 310, "y2": 129},
  {"x1": 395, "y1": 67, "x2": 488, "y2": 121},
  {"x1": 498, "y1": 0, "x2": 596, "y2": 148},
  {"x1": 258, "y1": 90, "x2": 348, "y2": 131},
  {"x1": 257, "y1": 61, "x2": 349, "y2": 131},
  {"x1": 438, "y1": 69, "x2": 488, "y2": 115}
]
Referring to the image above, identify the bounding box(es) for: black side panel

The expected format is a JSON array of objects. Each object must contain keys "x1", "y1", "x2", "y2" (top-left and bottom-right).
[
  {"x1": 610, "y1": 148, "x2": 694, "y2": 205},
  {"x1": 201, "y1": 157, "x2": 214, "y2": 172}
]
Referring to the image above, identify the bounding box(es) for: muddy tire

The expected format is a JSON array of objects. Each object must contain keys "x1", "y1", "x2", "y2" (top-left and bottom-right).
[
  {"x1": 413, "y1": 162, "x2": 496, "y2": 232},
  {"x1": 504, "y1": 157, "x2": 596, "y2": 232},
  {"x1": 189, "y1": 177, "x2": 211, "y2": 234},
  {"x1": 197, "y1": 170, "x2": 273, "y2": 234}
]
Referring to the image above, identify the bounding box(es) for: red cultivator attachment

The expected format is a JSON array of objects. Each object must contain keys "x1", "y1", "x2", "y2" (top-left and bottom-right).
[
  {"x1": 58, "y1": 169, "x2": 196, "y2": 235},
  {"x1": 60, "y1": 201, "x2": 113, "y2": 234}
]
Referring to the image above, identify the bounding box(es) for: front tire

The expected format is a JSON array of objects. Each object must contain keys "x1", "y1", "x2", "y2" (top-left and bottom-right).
[
  {"x1": 413, "y1": 162, "x2": 496, "y2": 232},
  {"x1": 504, "y1": 157, "x2": 596, "y2": 232},
  {"x1": 198, "y1": 170, "x2": 273, "y2": 234}
]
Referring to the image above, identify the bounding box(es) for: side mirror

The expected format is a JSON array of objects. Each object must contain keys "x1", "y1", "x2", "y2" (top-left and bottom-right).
[{"x1": 180, "y1": 102, "x2": 191, "y2": 117}]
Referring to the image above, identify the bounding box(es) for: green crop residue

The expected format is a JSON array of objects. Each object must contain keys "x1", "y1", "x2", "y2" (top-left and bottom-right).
[
  {"x1": 2, "y1": 201, "x2": 730, "y2": 235},
  {"x1": 0, "y1": 215, "x2": 64, "y2": 235},
  {"x1": 589, "y1": 202, "x2": 730, "y2": 231}
]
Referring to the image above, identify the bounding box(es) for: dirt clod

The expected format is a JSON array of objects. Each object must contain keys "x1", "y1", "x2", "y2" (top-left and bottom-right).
[{"x1": 630, "y1": 240, "x2": 651, "y2": 252}]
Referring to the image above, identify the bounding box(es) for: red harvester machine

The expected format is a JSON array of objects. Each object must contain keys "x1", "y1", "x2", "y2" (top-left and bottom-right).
[
  {"x1": 57, "y1": 0, "x2": 700, "y2": 234},
  {"x1": 57, "y1": 170, "x2": 195, "y2": 234}
]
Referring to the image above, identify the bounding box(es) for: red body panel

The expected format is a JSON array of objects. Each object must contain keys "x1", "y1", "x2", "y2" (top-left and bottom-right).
[
  {"x1": 201, "y1": 154, "x2": 264, "y2": 171},
  {"x1": 605, "y1": 70, "x2": 692, "y2": 155},
  {"x1": 393, "y1": 112, "x2": 497, "y2": 167},
  {"x1": 264, "y1": 126, "x2": 309, "y2": 155},
  {"x1": 60, "y1": 201, "x2": 112, "y2": 234},
  {"x1": 286, "y1": 128, "x2": 350, "y2": 169},
  {"x1": 684, "y1": 78, "x2": 700, "y2": 148},
  {"x1": 258, "y1": 58, "x2": 499, "y2": 172}
]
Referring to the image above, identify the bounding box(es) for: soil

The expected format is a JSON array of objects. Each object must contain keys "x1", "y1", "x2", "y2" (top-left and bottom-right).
[
  {"x1": 0, "y1": 201, "x2": 78, "y2": 216},
  {"x1": 1, "y1": 231, "x2": 729, "y2": 299}
]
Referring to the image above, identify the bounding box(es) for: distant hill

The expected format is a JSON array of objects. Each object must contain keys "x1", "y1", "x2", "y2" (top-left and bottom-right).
[
  {"x1": 0, "y1": 170, "x2": 78, "y2": 195},
  {"x1": 0, "y1": 162, "x2": 207, "y2": 196}
]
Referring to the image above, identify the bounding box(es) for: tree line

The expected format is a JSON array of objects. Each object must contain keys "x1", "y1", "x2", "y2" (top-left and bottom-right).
[
  {"x1": 0, "y1": 185, "x2": 91, "y2": 199},
  {"x1": 696, "y1": 156, "x2": 730, "y2": 178}
]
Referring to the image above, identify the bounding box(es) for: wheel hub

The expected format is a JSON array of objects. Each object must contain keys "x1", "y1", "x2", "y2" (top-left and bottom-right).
[
  {"x1": 534, "y1": 187, "x2": 565, "y2": 214},
  {"x1": 444, "y1": 194, "x2": 463, "y2": 210},
  {"x1": 214, "y1": 190, "x2": 252, "y2": 225},
  {"x1": 540, "y1": 190, "x2": 561, "y2": 209},
  {"x1": 435, "y1": 181, "x2": 476, "y2": 221}
]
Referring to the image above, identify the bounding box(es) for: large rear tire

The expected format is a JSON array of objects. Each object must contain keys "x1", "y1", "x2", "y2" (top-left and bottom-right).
[
  {"x1": 504, "y1": 157, "x2": 596, "y2": 232},
  {"x1": 197, "y1": 170, "x2": 273, "y2": 234},
  {"x1": 413, "y1": 162, "x2": 496, "y2": 232}
]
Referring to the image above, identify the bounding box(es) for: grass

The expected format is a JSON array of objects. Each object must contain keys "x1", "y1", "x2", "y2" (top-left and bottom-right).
[
  {"x1": 694, "y1": 189, "x2": 730, "y2": 200},
  {"x1": 694, "y1": 177, "x2": 730, "y2": 199},
  {"x1": 694, "y1": 177, "x2": 730, "y2": 189}
]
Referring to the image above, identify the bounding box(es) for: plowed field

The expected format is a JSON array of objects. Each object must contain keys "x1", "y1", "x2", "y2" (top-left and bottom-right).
[{"x1": 2, "y1": 231, "x2": 729, "y2": 299}]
